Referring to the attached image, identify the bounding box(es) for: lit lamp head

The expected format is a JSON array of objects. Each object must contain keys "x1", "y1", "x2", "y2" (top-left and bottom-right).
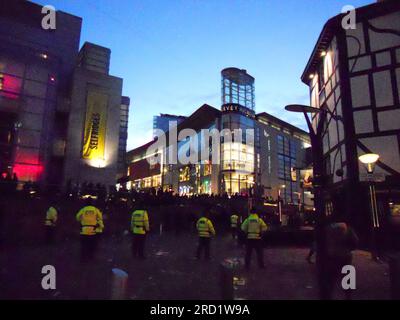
[{"x1": 358, "y1": 153, "x2": 379, "y2": 174}]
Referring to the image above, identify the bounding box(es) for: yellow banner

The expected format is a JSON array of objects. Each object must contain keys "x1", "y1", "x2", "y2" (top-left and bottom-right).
[{"x1": 82, "y1": 91, "x2": 108, "y2": 160}]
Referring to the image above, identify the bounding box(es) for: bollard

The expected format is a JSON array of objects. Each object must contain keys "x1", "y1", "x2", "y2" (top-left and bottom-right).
[
  {"x1": 111, "y1": 268, "x2": 128, "y2": 300},
  {"x1": 389, "y1": 253, "x2": 400, "y2": 299},
  {"x1": 219, "y1": 258, "x2": 241, "y2": 300}
]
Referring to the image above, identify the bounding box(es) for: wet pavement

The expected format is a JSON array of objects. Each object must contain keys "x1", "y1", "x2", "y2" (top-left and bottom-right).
[{"x1": 0, "y1": 231, "x2": 391, "y2": 300}]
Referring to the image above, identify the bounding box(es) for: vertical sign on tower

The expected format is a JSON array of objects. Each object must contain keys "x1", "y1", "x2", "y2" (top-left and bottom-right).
[{"x1": 82, "y1": 91, "x2": 108, "y2": 161}]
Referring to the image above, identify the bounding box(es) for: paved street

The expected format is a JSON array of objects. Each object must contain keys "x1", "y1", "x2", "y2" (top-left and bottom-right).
[{"x1": 0, "y1": 232, "x2": 390, "y2": 300}]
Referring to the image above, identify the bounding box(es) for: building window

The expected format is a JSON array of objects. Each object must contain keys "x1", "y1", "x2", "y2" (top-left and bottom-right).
[
  {"x1": 179, "y1": 166, "x2": 190, "y2": 182},
  {"x1": 203, "y1": 161, "x2": 212, "y2": 176},
  {"x1": 277, "y1": 134, "x2": 298, "y2": 203}
]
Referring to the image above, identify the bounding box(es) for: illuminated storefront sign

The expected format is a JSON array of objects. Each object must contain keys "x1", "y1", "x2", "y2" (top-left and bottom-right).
[
  {"x1": 82, "y1": 91, "x2": 108, "y2": 161},
  {"x1": 222, "y1": 103, "x2": 255, "y2": 119}
]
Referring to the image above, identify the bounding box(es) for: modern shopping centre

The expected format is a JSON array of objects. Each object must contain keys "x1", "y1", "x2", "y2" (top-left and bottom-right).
[{"x1": 126, "y1": 68, "x2": 312, "y2": 204}]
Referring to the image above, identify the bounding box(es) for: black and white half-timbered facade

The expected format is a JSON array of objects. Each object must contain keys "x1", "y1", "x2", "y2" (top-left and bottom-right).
[{"x1": 302, "y1": 0, "x2": 400, "y2": 249}]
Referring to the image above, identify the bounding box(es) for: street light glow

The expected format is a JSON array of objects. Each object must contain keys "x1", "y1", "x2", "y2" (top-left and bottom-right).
[
  {"x1": 358, "y1": 153, "x2": 379, "y2": 174},
  {"x1": 358, "y1": 153, "x2": 379, "y2": 165}
]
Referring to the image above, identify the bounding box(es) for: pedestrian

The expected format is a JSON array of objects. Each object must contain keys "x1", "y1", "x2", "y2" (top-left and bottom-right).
[
  {"x1": 130, "y1": 203, "x2": 150, "y2": 259},
  {"x1": 323, "y1": 218, "x2": 359, "y2": 300},
  {"x1": 241, "y1": 207, "x2": 267, "y2": 269},
  {"x1": 44, "y1": 203, "x2": 58, "y2": 244},
  {"x1": 195, "y1": 211, "x2": 216, "y2": 260},
  {"x1": 76, "y1": 197, "x2": 104, "y2": 262},
  {"x1": 230, "y1": 213, "x2": 240, "y2": 239}
]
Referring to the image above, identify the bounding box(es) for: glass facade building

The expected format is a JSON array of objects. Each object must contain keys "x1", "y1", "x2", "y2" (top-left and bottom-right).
[
  {"x1": 153, "y1": 114, "x2": 186, "y2": 137},
  {"x1": 220, "y1": 113, "x2": 256, "y2": 195},
  {"x1": 127, "y1": 68, "x2": 310, "y2": 201}
]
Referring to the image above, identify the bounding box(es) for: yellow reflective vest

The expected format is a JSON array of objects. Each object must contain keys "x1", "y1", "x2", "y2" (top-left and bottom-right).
[
  {"x1": 76, "y1": 206, "x2": 104, "y2": 236},
  {"x1": 44, "y1": 207, "x2": 58, "y2": 227},
  {"x1": 241, "y1": 213, "x2": 267, "y2": 239},
  {"x1": 230, "y1": 214, "x2": 239, "y2": 228},
  {"x1": 196, "y1": 217, "x2": 216, "y2": 238},
  {"x1": 131, "y1": 210, "x2": 150, "y2": 235}
]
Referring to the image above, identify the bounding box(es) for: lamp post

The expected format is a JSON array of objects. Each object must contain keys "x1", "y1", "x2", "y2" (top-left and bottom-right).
[
  {"x1": 358, "y1": 153, "x2": 380, "y2": 261},
  {"x1": 285, "y1": 104, "x2": 328, "y2": 299}
]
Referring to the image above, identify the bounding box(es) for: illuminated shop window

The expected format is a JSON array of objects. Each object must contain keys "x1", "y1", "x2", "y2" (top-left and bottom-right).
[
  {"x1": 222, "y1": 142, "x2": 254, "y2": 172},
  {"x1": 203, "y1": 161, "x2": 212, "y2": 176},
  {"x1": 223, "y1": 172, "x2": 254, "y2": 195},
  {"x1": 151, "y1": 174, "x2": 161, "y2": 187},
  {"x1": 179, "y1": 166, "x2": 190, "y2": 182},
  {"x1": 390, "y1": 203, "x2": 400, "y2": 216},
  {"x1": 143, "y1": 177, "x2": 151, "y2": 188},
  {"x1": 200, "y1": 179, "x2": 211, "y2": 194}
]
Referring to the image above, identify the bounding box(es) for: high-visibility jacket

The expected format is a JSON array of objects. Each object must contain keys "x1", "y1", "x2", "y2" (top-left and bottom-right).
[
  {"x1": 230, "y1": 214, "x2": 239, "y2": 228},
  {"x1": 131, "y1": 210, "x2": 150, "y2": 235},
  {"x1": 44, "y1": 207, "x2": 58, "y2": 227},
  {"x1": 196, "y1": 217, "x2": 216, "y2": 238},
  {"x1": 241, "y1": 213, "x2": 267, "y2": 239},
  {"x1": 76, "y1": 205, "x2": 104, "y2": 236}
]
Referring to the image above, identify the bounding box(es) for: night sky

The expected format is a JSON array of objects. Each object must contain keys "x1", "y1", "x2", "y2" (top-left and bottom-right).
[{"x1": 33, "y1": 0, "x2": 373, "y2": 149}]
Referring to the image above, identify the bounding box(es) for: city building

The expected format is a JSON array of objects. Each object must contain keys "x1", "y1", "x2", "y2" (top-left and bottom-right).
[
  {"x1": 0, "y1": 0, "x2": 130, "y2": 189},
  {"x1": 126, "y1": 68, "x2": 311, "y2": 204},
  {"x1": 301, "y1": 0, "x2": 400, "y2": 244},
  {"x1": 153, "y1": 113, "x2": 186, "y2": 137}
]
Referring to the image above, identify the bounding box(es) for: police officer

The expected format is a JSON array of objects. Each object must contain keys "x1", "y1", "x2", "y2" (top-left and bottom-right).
[
  {"x1": 131, "y1": 205, "x2": 150, "y2": 259},
  {"x1": 76, "y1": 198, "x2": 104, "y2": 262},
  {"x1": 44, "y1": 204, "x2": 58, "y2": 244},
  {"x1": 241, "y1": 207, "x2": 267, "y2": 269},
  {"x1": 230, "y1": 213, "x2": 240, "y2": 239},
  {"x1": 196, "y1": 211, "x2": 216, "y2": 260}
]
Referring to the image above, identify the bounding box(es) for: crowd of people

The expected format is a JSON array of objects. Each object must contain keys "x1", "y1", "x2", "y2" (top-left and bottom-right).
[{"x1": 0, "y1": 180, "x2": 360, "y2": 299}]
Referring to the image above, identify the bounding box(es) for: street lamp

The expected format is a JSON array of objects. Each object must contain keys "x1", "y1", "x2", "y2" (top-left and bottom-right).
[
  {"x1": 359, "y1": 153, "x2": 379, "y2": 174},
  {"x1": 358, "y1": 153, "x2": 380, "y2": 260},
  {"x1": 285, "y1": 104, "x2": 328, "y2": 299}
]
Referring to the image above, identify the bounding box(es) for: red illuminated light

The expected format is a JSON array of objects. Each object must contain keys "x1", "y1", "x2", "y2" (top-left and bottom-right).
[
  {"x1": 13, "y1": 164, "x2": 43, "y2": 182},
  {"x1": 0, "y1": 73, "x2": 21, "y2": 99}
]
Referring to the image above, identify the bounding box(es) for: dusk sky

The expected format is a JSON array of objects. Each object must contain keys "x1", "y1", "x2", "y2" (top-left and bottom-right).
[{"x1": 35, "y1": 0, "x2": 373, "y2": 150}]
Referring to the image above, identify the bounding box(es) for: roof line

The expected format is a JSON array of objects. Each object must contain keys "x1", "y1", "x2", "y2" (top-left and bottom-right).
[{"x1": 256, "y1": 112, "x2": 309, "y2": 136}]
